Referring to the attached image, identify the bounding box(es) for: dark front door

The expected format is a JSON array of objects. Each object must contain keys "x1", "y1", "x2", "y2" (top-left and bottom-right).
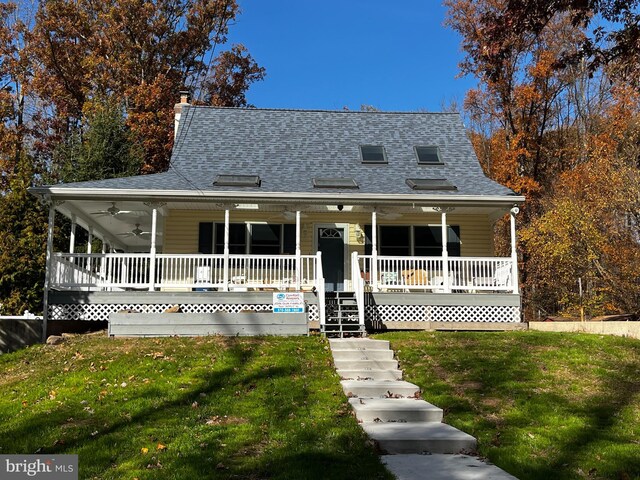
[{"x1": 317, "y1": 227, "x2": 344, "y2": 291}]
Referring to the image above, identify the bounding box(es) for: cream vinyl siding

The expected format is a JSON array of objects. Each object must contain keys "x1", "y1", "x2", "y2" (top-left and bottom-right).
[{"x1": 162, "y1": 210, "x2": 494, "y2": 257}]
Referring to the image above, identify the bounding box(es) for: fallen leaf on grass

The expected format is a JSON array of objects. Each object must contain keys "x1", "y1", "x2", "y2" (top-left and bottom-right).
[
  {"x1": 141, "y1": 448, "x2": 149, "y2": 454},
  {"x1": 157, "y1": 443, "x2": 167, "y2": 451}
]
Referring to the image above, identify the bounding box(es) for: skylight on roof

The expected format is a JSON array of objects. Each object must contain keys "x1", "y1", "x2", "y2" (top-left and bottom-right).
[
  {"x1": 213, "y1": 175, "x2": 261, "y2": 187},
  {"x1": 313, "y1": 177, "x2": 359, "y2": 189},
  {"x1": 360, "y1": 145, "x2": 387, "y2": 163},
  {"x1": 415, "y1": 146, "x2": 443, "y2": 164},
  {"x1": 406, "y1": 178, "x2": 457, "y2": 191}
]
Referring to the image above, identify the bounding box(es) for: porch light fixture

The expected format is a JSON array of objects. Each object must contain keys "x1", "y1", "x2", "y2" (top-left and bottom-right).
[
  {"x1": 213, "y1": 175, "x2": 261, "y2": 187},
  {"x1": 406, "y1": 178, "x2": 457, "y2": 191},
  {"x1": 415, "y1": 146, "x2": 444, "y2": 165},
  {"x1": 312, "y1": 177, "x2": 359, "y2": 189}
]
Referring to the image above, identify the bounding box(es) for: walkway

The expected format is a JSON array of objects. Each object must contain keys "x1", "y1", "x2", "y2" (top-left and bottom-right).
[{"x1": 330, "y1": 338, "x2": 517, "y2": 479}]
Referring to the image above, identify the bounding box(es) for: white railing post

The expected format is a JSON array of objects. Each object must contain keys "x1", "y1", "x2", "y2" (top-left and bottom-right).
[
  {"x1": 99, "y1": 242, "x2": 106, "y2": 289},
  {"x1": 351, "y1": 252, "x2": 365, "y2": 327},
  {"x1": 371, "y1": 209, "x2": 378, "y2": 292},
  {"x1": 510, "y1": 207, "x2": 520, "y2": 294},
  {"x1": 316, "y1": 251, "x2": 325, "y2": 326}
]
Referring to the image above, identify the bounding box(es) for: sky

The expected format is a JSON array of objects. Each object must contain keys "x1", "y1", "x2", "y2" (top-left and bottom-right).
[{"x1": 225, "y1": 1, "x2": 477, "y2": 112}]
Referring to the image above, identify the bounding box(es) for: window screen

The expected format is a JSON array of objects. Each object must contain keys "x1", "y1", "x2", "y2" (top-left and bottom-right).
[
  {"x1": 250, "y1": 224, "x2": 281, "y2": 255},
  {"x1": 198, "y1": 222, "x2": 213, "y2": 254},
  {"x1": 215, "y1": 223, "x2": 247, "y2": 254},
  {"x1": 379, "y1": 226, "x2": 411, "y2": 256},
  {"x1": 363, "y1": 225, "x2": 460, "y2": 256},
  {"x1": 414, "y1": 226, "x2": 460, "y2": 257}
]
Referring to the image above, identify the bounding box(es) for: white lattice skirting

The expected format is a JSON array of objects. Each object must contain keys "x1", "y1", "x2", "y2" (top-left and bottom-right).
[
  {"x1": 50, "y1": 303, "x2": 320, "y2": 323},
  {"x1": 365, "y1": 304, "x2": 521, "y2": 323}
]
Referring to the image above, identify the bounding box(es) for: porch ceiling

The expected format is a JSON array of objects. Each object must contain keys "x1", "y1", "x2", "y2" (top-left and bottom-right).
[
  {"x1": 55, "y1": 200, "x2": 164, "y2": 251},
  {"x1": 54, "y1": 196, "x2": 513, "y2": 250}
]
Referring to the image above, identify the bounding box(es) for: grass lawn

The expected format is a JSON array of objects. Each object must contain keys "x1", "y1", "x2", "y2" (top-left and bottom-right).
[
  {"x1": 0, "y1": 333, "x2": 393, "y2": 480},
  {"x1": 374, "y1": 331, "x2": 640, "y2": 480}
]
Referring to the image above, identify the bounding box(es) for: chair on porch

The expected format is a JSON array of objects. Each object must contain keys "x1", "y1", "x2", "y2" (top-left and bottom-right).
[
  {"x1": 401, "y1": 269, "x2": 429, "y2": 291},
  {"x1": 471, "y1": 263, "x2": 512, "y2": 292},
  {"x1": 429, "y1": 274, "x2": 455, "y2": 293}
]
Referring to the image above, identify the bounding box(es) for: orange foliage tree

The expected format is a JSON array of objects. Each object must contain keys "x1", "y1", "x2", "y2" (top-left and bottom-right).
[
  {"x1": 29, "y1": 0, "x2": 265, "y2": 173},
  {"x1": 521, "y1": 87, "x2": 640, "y2": 316},
  {"x1": 446, "y1": 0, "x2": 640, "y2": 317}
]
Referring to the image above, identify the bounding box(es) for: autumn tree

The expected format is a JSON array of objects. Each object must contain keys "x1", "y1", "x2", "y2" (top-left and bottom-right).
[
  {"x1": 29, "y1": 0, "x2": 264, "y2": 173},
  {"x1": 0, "y1": 0, "x2": 264, "y2": 315},
  {"x1": 445, "y1": 0, "x2": 640, "y2": 317},
  {"x1": 521, "y1": 86, "x2": 640, "y2": 316}
]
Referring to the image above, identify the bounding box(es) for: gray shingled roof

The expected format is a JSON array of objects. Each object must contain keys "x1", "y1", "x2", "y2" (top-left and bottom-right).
[{"x1": 45, "y1": 107, "x2": 516, "y2": 198}]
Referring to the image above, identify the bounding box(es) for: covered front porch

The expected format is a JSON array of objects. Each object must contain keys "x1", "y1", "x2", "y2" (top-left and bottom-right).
[{"x1": 40, "y1": 197, "x2": 523, "y2": 332}]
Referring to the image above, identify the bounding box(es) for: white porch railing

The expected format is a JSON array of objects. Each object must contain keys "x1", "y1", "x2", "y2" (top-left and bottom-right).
[
  {"x1": 354, "y1": 255, "x2": 517, "y2": 294},
  {"x1": 51, "y1": 253, "x2": 320, "y2": 291}
]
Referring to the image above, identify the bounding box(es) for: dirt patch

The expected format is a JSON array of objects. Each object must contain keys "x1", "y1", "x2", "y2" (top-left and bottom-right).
[{"x1": 205, "y1": 415, "x2": 248, "y2": 426}]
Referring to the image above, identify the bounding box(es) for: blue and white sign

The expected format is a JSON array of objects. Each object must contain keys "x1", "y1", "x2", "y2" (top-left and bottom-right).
[{"x1": 273, "y1": 292, "x2": 305, "y2": 313}]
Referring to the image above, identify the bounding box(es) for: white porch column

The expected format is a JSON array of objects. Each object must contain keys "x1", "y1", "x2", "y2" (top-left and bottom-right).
[
  {"x1": 436, "y1": 207, "x2": 452, "y2": 293},
  {"x1": 69, "y1": 215, "x2": 76, "y2": 254},
  {"x1": 148, "y1": 206, "x2": 158, "y2": 291},
  {"x1": 223, "y1": 208, "x2": 230, "y2": 291},
  {"x1": 295, "y1": 210, "x2": 301, "y2": 290},
  {"x1": 510, "y1": 207, "x2": 520, "y2": 294},
  {"x1": 86, "y1": 227, "x2": 93, "y2": 254},
  {"x1": 371, "y1": 209, "x2": 378, "y2": 292},
  {"x1": 42, "y1": 202, "x2": 56, "y2": 342}
]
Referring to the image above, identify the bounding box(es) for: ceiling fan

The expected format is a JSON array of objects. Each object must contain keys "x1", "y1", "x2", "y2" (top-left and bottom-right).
[
  {"x1": 118, "y1": 224, "x2": 162, "y2": 238},
  {"x1": 91, "y1": 202, "x2": 147, "y2": 217}
]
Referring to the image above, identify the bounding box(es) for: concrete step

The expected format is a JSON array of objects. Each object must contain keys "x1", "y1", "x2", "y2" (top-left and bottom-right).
[
  {"x1": 333, "y1": 359, "x2": 399, "y2": 370},
  {"x1": 337, "y1": 369, "x2": 403, "y2": 381},
  {"x1": 349, "y1": 398, "x2": 443, "y2": 423},
  {"x1": 329, "y1": 339, "x2": 390, "y2": 350},
  {"x1": 332, "y1": 349, "x2": 395, "y2": 361},
  {"x1": 382, "y1": 454, "x2": 518, "y2": 480},
  {"x1": 362, "y1": 423, "x2": 477, "y2": 454},
  {"x1": 341, "y1": 380, "x2": 420, "y2": 398}
]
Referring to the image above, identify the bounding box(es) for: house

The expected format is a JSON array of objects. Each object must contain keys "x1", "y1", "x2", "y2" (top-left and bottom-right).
[{"x1": 29, "y1": 95, "x2": 525, "y2": 336}]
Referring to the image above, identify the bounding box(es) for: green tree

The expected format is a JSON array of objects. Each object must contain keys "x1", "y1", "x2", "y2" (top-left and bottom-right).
[
  {"x1": 57, "y1": 100, "x2": 143, "y2": 183},
  {"x1": 0, "y1": 154, "x2": 48, "y2": 315}
]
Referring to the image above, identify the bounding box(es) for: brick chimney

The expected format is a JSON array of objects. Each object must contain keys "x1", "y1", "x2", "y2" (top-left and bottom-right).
[{"x1": 174, "y1": 91, "x2": 190, "y2": 139}]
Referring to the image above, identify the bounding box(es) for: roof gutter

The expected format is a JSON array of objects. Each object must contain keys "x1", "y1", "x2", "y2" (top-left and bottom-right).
[{"x1": 29, "y1": 186, "x2": 525, "y2": 208}]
